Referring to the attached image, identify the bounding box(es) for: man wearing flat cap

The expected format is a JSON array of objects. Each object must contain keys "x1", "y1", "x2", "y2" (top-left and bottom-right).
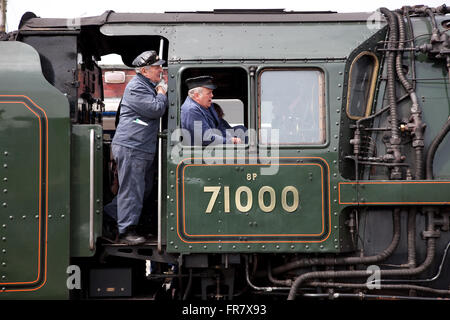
[
  {"x1": 181, "y1": 76, "x2": 241, "y2": 145},
  {"x1": 105, "y1": 50, "x2": 168, "y2": 245}
]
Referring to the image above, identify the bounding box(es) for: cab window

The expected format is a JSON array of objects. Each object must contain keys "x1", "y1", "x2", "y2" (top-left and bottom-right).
[
  {"x1": 346, "y1": 52, "x2": 379, "y2": 119},
  {"x1": 258, "y1": 69, "x2": 325, "y2": 145}
]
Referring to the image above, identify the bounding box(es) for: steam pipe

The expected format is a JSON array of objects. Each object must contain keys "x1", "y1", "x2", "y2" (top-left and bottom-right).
[
  {"x1": 287, "y1": 213, "x2": 437, "y2": 300},
  {"x1": 267, "y1": 210, "x2": 401, "y2": 276},
  {"x1": 395, "y1": 12, "x2": 425, "y2": 180},
  {"x1": 426, "y1": 116, "x2": 450, "y2": 179},
  {"x1": 407, "y1": 208, "x2": 417, "y2": 267},
  {"x1": 380, "y1": 8, "x2": 402, "y2": 179},
  {"x1": 308, "y1": 281, "x2": 450, "y2": 296}
]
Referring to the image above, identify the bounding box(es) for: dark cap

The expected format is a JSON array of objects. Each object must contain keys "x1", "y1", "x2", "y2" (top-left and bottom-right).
[
  {"x1": 185, "y1": 76, "x2": 217, "y2": 90},
  {"x1": 132, "y1": 50, "x2": 165, "y2": 67}
]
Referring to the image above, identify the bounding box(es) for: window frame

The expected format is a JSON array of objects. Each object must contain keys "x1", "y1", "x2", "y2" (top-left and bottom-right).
[
  {"x1": 345, "y1": 51, "x2": 380, "y2": 120},
  {"x1": 257, "y1": 67, "x2": 327, "y2": 147},
  {"x1": 176, "y1": 65, "x2": 250, "y2": 149}
]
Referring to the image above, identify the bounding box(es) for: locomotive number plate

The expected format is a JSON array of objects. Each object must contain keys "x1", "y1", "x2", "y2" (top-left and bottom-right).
[{"x1": 175, "y1": 157, "x2": 331, "y2": 243}]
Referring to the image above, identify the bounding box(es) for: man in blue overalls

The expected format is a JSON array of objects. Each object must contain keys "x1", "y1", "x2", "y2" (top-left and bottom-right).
[
  {"x1": 181, "y1": 76, "x2": 241, "y2": 146},
  {"x1": 106, "y1": 50, "x2": 168, "y2": 245}
]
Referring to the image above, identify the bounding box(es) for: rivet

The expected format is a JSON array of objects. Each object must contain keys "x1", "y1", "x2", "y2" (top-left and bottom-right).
[
  {"x1": 2, "y1": 203, "x2": 6, "y2": 207},
  {"x1": 3, "y1": 164, "x2": 7, "y2": 168}
]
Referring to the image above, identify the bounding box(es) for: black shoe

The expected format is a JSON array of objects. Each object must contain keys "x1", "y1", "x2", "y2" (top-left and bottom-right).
[{"x1": 118, "y1": 226, "x2": 146, "y2": 245}]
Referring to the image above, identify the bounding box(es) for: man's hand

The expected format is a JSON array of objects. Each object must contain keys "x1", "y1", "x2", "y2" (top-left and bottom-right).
[
  {"x1": 232, "y1": 137, "x2": 242, "y2": 144},
  {"x1": 156, "y1": 80, "x2": 168, "y2": 95}
]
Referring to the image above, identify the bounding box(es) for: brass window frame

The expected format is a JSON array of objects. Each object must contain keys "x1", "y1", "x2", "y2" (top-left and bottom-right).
[{"x1": 345, "y1": 51, "x2": 379, "y2": 120}]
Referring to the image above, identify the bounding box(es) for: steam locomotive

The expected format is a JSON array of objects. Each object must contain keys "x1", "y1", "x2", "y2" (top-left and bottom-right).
[{"x1": 0, "y1": 4, "x2": 449, "y2": 300}]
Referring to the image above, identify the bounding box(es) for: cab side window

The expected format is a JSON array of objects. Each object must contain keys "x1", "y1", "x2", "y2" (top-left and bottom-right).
[
  {"x1": 346, "y1": 52, "x2": 379, "y2": 119},
  {"x1": 259, "y1": 69, "x2": 326, "y2": 145}
]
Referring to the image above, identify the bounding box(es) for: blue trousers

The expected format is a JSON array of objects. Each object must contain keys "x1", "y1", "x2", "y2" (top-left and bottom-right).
[{"x1": 104, "y1": 144, "x2": 155, "y2": 234}]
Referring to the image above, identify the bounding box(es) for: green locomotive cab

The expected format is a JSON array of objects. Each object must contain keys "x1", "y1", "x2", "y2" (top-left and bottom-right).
[{"x1": 0, "y1": 5, "x2": 449, "y2": 300}]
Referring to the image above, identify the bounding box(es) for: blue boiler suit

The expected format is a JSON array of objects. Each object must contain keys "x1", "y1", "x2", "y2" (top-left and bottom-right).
[
  {"x1": 180, "y1": 96, "x2": 232, "y2": 145},
  {"x1": 106, "y1": 73, "x2": 167, "y2": 234}
]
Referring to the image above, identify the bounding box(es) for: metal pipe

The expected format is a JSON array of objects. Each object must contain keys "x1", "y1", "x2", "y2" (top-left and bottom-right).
[
  {"x1": 269, "y1": 210, "x2": 401, "y2": 276},
  {"x1": 425, "y1": 116, "x2": 450, "y2": 179},
  {"x1": 307, "y1": 281, "x2": 450, "y2": 296},
  {"x1": 157, "y1": 37, "x2": 164, "y2": 253},
  {"x1": 380, "y1": 8, "x2": 402, "y2": 179},
  {"x1": 244, "y1": 256, "x2": 289, "y2": 292},
  {"x1": 89, "y1": 129, "x2": 95, "y2": 250},
  {"x1": 267, "y1": 261, "x2": 291, "y2": 287},
  {"x1": 407, "y1": 208, "x2": 417, "y2": 267},
  {"x1": 382, "y1": 240, "x2": 450, "y2": 283},
  {"x1": 303, "y1": 292, "x2": 450, "y2": 301},
  {"x1": 287, "y1": 212, "x2": 437, "y2": 300},
  {"x1": 395, "y1": 12, "x2": 425, "y2": 180}
]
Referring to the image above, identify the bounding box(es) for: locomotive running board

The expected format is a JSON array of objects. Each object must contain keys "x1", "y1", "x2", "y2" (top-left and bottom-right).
[{"x1": 100, "y1": 239, "x2": 178, "y2": 264}]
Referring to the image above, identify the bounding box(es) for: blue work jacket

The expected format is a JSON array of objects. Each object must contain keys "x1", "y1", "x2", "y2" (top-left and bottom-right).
[
  {"x1": 112, "y1": 73, "x2": 168, "y2": 158},
  {"x1": 180, "y1": 97, "x2": 231, "y2": 146}
]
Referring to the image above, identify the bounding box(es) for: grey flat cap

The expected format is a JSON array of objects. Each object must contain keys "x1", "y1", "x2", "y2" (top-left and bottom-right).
[{"x1": 132, "y1": 50, "x2": 165, "y2": 67}]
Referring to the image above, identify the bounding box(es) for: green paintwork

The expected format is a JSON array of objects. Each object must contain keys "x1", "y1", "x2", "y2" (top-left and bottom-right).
[
  {"x1": 0, "y1": 41, "x2": 70, "y2": 298},
  {"x1": 339, "y1": 180, "x2": 450, "y2": 205},
  {"x1": 100, "y1": 22, "x2": 380, "y2": 61},
  {"x1": 70, "y1": 125, "x2": 103, "y2": 257}
]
